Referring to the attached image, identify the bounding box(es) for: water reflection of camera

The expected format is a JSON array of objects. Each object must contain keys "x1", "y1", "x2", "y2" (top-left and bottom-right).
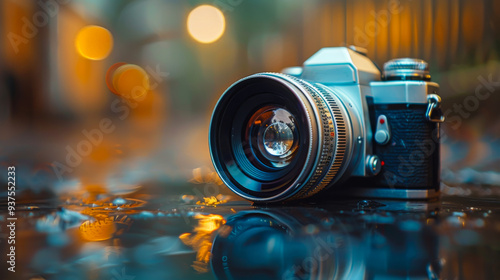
[
  {"x1": 209, "y1": 46, "x2": 444, "y2": 203},
  {"x1": 210, "y1": 207, "x2": 439, "y2": 280}
]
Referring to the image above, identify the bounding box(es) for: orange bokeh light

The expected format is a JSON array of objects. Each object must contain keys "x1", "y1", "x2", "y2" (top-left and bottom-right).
[
  {"x1": 106, "y1": 63, "x2": 150, "y2": 100},
  {"x1": 75, "y1": 25, "x2": 113, "y2": 60}
]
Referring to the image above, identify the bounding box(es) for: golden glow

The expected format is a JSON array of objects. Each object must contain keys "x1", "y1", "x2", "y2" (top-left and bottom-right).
[
  {"x1": 196, "y1": 196, "x2": 227, "y2": 207},
  {"x1": 105, "y1": 62, "x2": 126, "y2": 95},
  {"x1": 80, "y1": 198, "x2": 147, "y2": 216},
  {"x1": 75, "y1": 25, "x2": 113, "y2": 60},
  {"x1": 79, "y1": 215, "x2": 133, "y2": 241},
  {"x1": 462, "y1": 1, "x2": 484, "y2": 48},
  {"x1": 58, "y1": 14, "x2": 108, "y2": 113},
  {"x1": 189, "y1": 167, "x2": 224, "y2": 185},
  {"x1": 108, "y1": 64, "x2": 150, "y2": 99},
  {"x1": 187, "y1": 5, "x2": 225, "y2": 44},
  {"x1": 80, "y1": 218, "x2": 116, "y2": 241},
  {"x1": 179, "y1": 214, "x2": 226, "y2": 272},
  {"x1": 84, "y1": 184, "x2": 107, "y2": 198}
]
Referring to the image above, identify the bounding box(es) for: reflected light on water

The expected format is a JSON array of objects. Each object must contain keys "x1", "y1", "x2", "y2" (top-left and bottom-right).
[
  {"x1": 179, "y1": 214, "x2": 226, "y2": 272},
  {"x1": 196, "y1": 196, "x2": 227, "y2": 207},
  {"x1": 71, "y1": 193, "x2": 144, "y2": 241},
  {"x1": 80, "y1": 218, "x2": 116, "y2": 241},
  {"x1": 79, "y1": 215, "x2": 133, "y2": 242}
]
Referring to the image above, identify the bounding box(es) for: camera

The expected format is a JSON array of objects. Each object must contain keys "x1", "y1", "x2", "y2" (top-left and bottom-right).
[{"x1": 209, "y1": 46, "x2": 444, "y2": 203}]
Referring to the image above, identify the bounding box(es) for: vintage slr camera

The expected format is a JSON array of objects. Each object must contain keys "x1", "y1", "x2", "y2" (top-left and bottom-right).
[{"x1": 209, "y1": 46, "x2": 444, "y2": 203}]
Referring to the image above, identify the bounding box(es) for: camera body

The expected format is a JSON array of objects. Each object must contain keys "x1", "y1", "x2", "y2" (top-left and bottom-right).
[
  {"x1": 289, "y1": 46, "x2": 443, "y2": 199},
  {"x1": 209, "y1": 46, "x2": 444, "y2": 202}
]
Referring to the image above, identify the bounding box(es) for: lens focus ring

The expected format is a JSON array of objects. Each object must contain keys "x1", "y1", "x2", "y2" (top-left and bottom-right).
[
  {"x1": 292, "y1": 82, "x2": 348, "y2": 200},
  {"x1": 298, "y1": 84, "x2": 348, "y2": 198},
  {"x1": 265, "y1": 74, "x2": 348, "y2": 200}
]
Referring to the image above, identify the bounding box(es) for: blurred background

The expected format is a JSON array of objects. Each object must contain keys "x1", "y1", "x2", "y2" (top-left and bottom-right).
[
  {"x1": 1, "y1": 1, "x2": 500, "y2": 280},
  {"x1": 1, "y1": 0, "x2": 500, "y2": 198}
]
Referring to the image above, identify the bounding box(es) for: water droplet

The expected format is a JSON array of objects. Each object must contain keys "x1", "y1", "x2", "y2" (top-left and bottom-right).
[
  {"x1": 181, "y1": 195, "x2": 196, "y2": 203},
  {"x1": 112, "y1": 197, "x2": 127, "y2": 206},
  {"x1": 139, "y1": 211, "x2": 154, "y2": 218}
]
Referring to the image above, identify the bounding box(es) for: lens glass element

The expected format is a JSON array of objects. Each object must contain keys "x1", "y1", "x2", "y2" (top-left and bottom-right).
[
  {"x1": 263, "y1": 122, "x2": 294, "y2": 156},
  {"x1": 246, "y1": 107, "x2": 298, "y2": 168}
]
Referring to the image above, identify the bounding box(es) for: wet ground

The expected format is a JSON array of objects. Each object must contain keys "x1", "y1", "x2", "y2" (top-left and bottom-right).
[{"x1": 1, "y1": 183, "x2": 499, "y2": 280}]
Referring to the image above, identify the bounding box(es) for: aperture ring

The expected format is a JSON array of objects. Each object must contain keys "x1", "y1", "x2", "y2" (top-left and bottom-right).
[
  {"x1": 292, "y1": 83, "x2": 336, "y2": 199},
  {"x1": 310, "y1": 84, "x2": 348, "y2": 191},
  {"x1": 265, "y1": 74, "x2": 346, "y2": 200},
  {"x1": 259, "y1": 73, "x2": 336, "y2": 200},
  {"x1": 292, "y1": 82, "x2": 347, "y2": 199}
]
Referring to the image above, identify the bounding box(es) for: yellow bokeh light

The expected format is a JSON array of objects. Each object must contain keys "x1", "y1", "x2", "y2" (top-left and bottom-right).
[
  {"x1": 75, "y1": 25, "x2": 113, "y2": 60},
  {"x1": 187, "y1": 5, "x2": 225, "y2": 44},
  {"x1": 107, "y1": 64, "x2": 150, "y2": 100}
]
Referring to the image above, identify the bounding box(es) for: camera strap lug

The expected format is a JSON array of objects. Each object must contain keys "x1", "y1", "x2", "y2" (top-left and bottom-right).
[{"x1": 426, "y1": 94, "x2": 445, "y2": 123}]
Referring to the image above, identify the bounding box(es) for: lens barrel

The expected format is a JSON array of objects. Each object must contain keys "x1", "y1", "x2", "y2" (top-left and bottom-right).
[{"x1": 209, "y1": 73, "x2": 352, "y2": 202}]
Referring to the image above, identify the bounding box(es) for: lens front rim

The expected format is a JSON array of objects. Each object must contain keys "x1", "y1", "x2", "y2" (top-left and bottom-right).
[{"x1": 210, "y1": 74, "x2": 321, "y2": 202}]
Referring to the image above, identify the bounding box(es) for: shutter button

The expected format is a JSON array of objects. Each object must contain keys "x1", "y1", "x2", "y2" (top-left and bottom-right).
[{"x1": 375, "y1": 115, "x2": 391, "y2": 145}]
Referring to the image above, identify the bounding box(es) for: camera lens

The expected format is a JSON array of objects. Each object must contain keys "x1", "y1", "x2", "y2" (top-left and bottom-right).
[{"x1": 210, "y1": 73, "x2": 353, "y2": 202}]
